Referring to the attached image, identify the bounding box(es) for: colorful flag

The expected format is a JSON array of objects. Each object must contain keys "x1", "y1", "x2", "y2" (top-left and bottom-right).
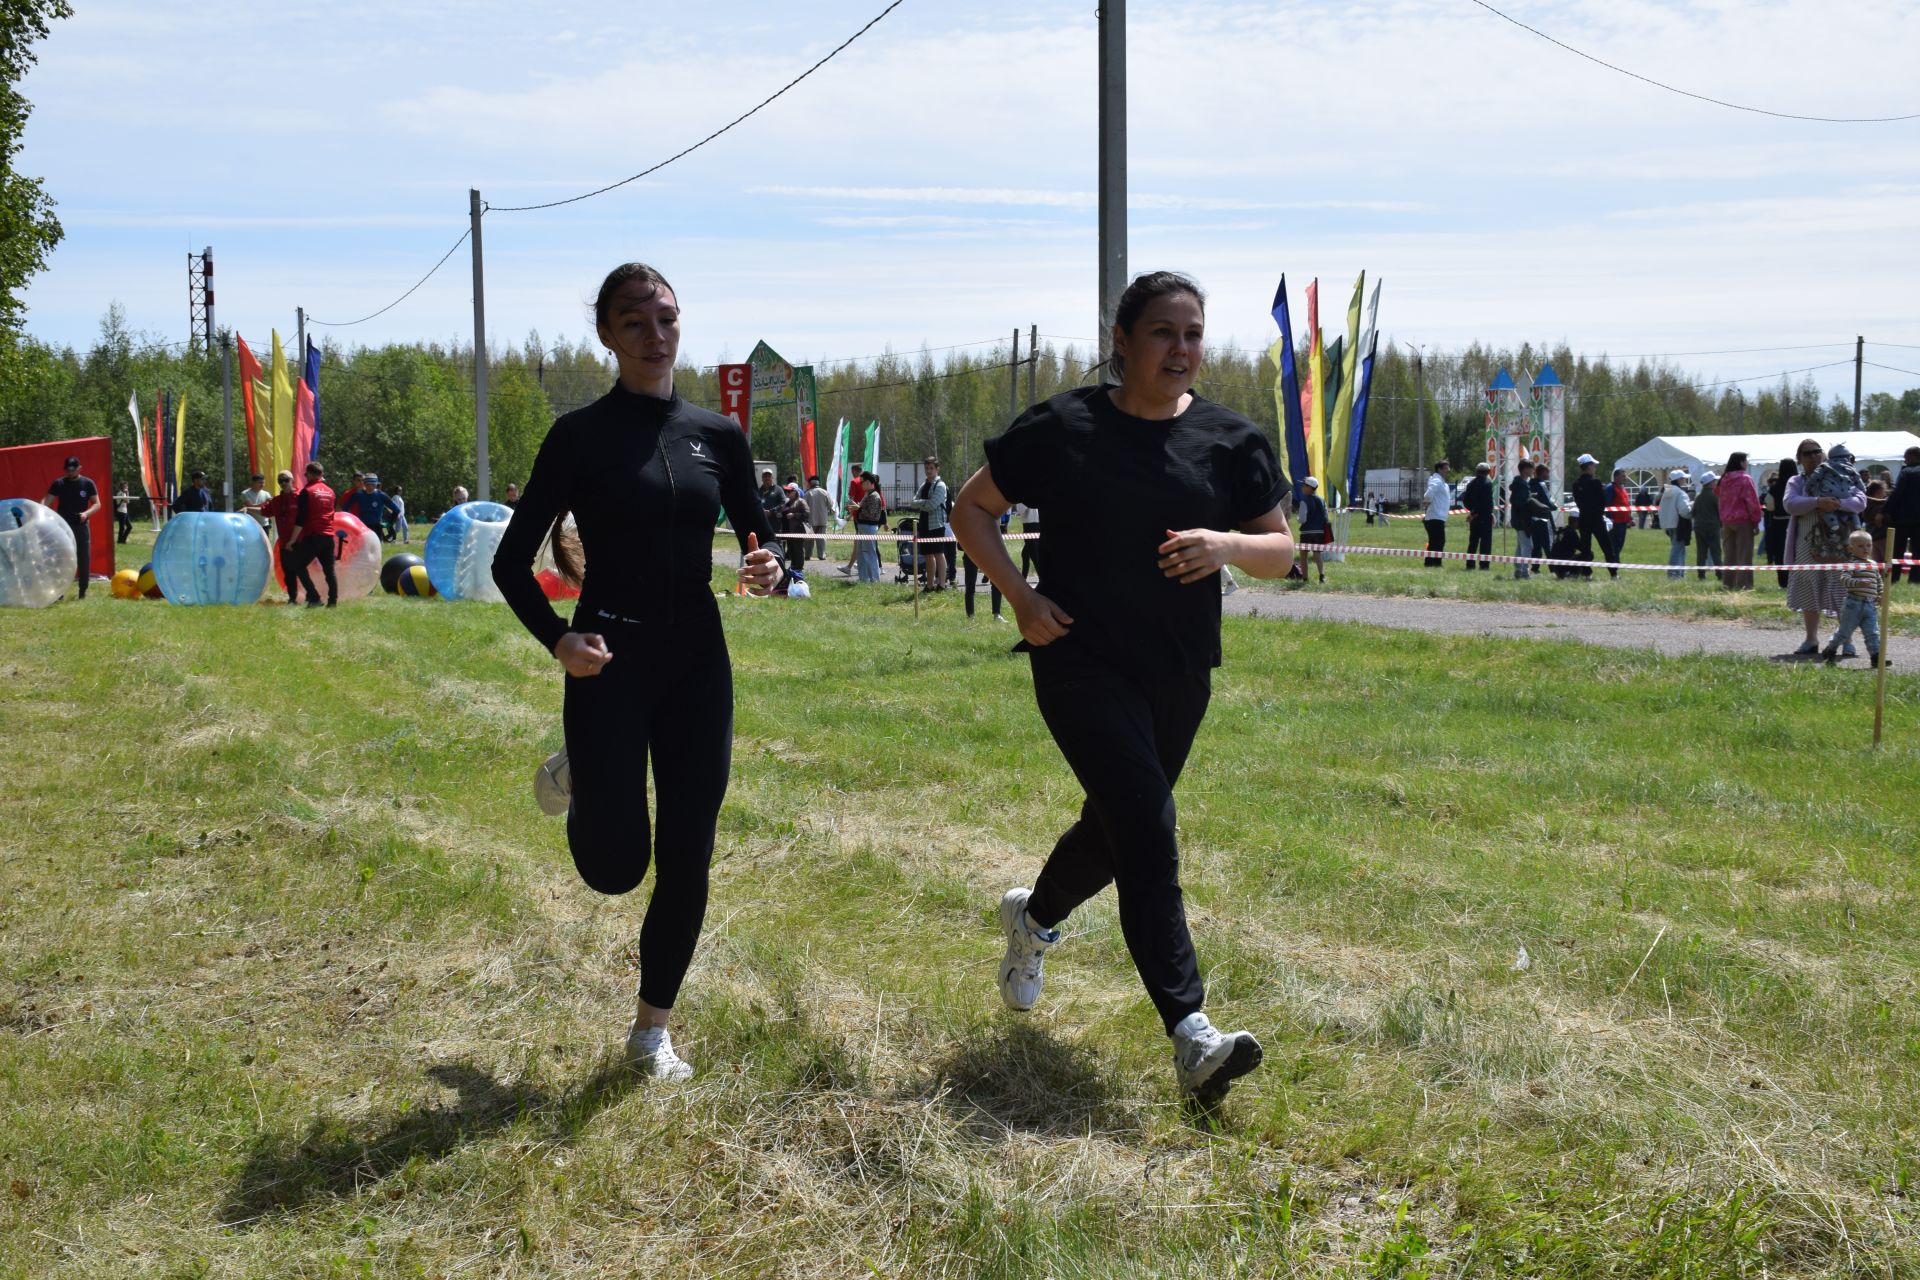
[
  {"x1": 269, "y1": 331, "x2": 295, "y2": 479},
  {"x1": 172, "y1": 390, "x2": 186, "y2": 507},
  {"x1": 1346, "y1": 280, "x2": 1383, "y2": 501},
  {"x1": 128, "y1": 392, "x2": 154, "y2": 502},
  {"x1": 237, "y1": 335, "x2": 264, "y2": 476},
  {"x1": 862, "y1": 421, "x2": 880, "y2": 476},
  {"x1": 1305, "y1": 280, "x2": 1325, "y2": 487},
  {"x1": 303, "y1": 338, "x2": 322, "y2": 460},
  {"x1": 799, "y1": 418, "x2": 817, "y2": 489},
  {"x1": 293, "y1": 381, "x2": 316, "y2": 477},
  {"x1": 826, "y1": 419, "x2": 849, "y2": 520},
  {"x1": 1325, "y1": 272, "x2": 1364, "y2": 508},
  {"x1": 1268, "y1": 276, "x2": 1309, "y2": 500},
  {"x1": 150, "y1": 392, "x2": 165, "y2": 508}
]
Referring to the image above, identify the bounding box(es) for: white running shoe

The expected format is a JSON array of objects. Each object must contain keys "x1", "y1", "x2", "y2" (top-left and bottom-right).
[
  {"x1": 533, "y1": 748, "x2": 571, "y2": 817},
  {"x1": 625, "y1": 1021, "x2": 694, "y2": 1081},
  {"x1": 1171, "y1": 1012, "x2": 1263, "y2": 1102},
  {"x1": 997, "y1": 888, "x2": 1060, "y2": 1012}
]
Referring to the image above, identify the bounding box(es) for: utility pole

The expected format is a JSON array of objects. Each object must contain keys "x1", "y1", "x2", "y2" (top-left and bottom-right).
[
  {"x1": 220, "y1": 334, "x2": 234, "y2": 510},
  {"x1": 1028, "y1": 324, "x2": 1038, "y2": 405},
  {"x1": 1855, "y1": 335, "x2": 1865, "y2": 431},
  {"x1": 1009, "y1": 327, "x2": 1021, "y2": 421},
  {"x1": 1414, "y1": 349, "x2": 1426, "y2": 470},
  {"x1": 1097, "y1": 1, "x2": 1126, "y2": 380},
  {"x1": 295, "y1": 306, "x2": 305, "y2": 363},
  {"x1": 470, "y1": 188, "x2": 491, "y2": 501}
]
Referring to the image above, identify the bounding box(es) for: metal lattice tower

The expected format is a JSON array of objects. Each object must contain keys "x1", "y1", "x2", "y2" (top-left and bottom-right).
[{"x1": 187, "y1": 246, "x2": 214, "y2": 350}]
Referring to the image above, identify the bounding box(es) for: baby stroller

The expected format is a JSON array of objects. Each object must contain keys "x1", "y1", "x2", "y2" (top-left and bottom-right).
[
  {"x1": 1547, "y1": 524, "x2": 1589, "y2": 579},
  {"x1": 893, "y1": 518, "x2": 925, "y2": 584}
]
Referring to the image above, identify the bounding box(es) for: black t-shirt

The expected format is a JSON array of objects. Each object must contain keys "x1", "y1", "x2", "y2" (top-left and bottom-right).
[
  {"x1": 46, "y1": 474, "x2": 97, "y2": 521},
  {"x1": 493, "y1": 385, "x2": 782, "y2": 653},
  {"x1": 984, "y1": 386, "x2": 1284, "y2": 675},
  {"x1": 174, "y1": 485, "x2": 213, "y2": 513}
]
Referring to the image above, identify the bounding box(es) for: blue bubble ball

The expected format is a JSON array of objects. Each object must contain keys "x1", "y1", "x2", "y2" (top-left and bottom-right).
[
  {"x1": 151, "y1": 512, "x2": 273, "y2": 605},
  {"x1": 423, "y1": 501, "x2": 512, "y2": 602}
]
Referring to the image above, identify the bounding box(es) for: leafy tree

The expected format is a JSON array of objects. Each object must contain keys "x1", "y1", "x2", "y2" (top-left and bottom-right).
[{"x1": 0, "y1": 0, "x2": 70, "y2": 337}]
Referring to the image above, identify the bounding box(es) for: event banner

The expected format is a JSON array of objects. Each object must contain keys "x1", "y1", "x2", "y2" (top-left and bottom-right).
[
  {"x1": 748, "y1": 340, "x2": 795, "y2": 407},
  {"x1": 718, "y1": 364, "x2": 752, "y2": 435}
]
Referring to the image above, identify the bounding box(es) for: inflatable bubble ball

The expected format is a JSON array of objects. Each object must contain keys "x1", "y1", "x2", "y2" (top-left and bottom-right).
[
  {"x1": 271, "y1": 512, "x2": 382, "y2": 601},
  {"x1": 110, "y1": 568, "x2": 141, "y2": 599},
  {"x1": 423, "y1": 500, "x2": 512, "y2": 602},
  {"x1": 395, "y1": 563, "x2": 436, "y2": 596},
  {"x1": 137, "y1": 563, "x2": 162, "y2": 598},
  {"x1": 381, "y1": 551, "x2": 426, "y2": 594},
  {"x1": 0, "y1": 498, "x2": 78, "y2": 608},
  {"x1": 151, "y1": 512, "x2": 274, "y2": 606}
]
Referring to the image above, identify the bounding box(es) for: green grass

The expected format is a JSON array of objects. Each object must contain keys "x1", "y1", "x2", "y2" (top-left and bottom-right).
[{"x1": 3, "y1": 558, "x2": 1919, "y2": 1277}]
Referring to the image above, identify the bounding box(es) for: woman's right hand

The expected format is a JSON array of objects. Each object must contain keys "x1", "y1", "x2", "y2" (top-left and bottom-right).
[
  {"x1": 1010, "y1": 587, "x2": 1074, "y2": 647},
  {"x1": 554, "y1": 631, "x2": 613, "y2": 677},
  {"x1": 1815, "y1": 497, "x2": 1840, "y2": 512}
]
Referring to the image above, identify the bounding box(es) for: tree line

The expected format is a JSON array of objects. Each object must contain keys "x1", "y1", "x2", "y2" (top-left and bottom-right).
[{"x1": 4, "y1": 307, "x2": 1916, "y2": 518}]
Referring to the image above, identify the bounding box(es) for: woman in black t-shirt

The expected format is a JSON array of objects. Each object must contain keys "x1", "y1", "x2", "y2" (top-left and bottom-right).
[
  {"x1": 951, "y1": 271, "x2": 1295, "y2": 1104},
  {"x1": 492, "y1": 262, "x2": 785, "y2": 1083}
]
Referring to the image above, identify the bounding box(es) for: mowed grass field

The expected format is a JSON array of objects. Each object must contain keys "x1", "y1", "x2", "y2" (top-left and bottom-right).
[{"x1": 4, "y1": 541, "x2": 1920, "y2": 1277}]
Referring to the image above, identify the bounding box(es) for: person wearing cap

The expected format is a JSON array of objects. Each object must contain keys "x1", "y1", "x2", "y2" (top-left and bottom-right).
[
  {"x1": 1296, "y1": 476, "x2": 1329, "y2": 582},
  {"x1": 1657, "y1": 469, "x2": 1693, "y2": 580},
  {"x1": 340, "y1": 472, "x2": 396, "y2": 541},
  {"x1": 1461, "y1": 461, "x2": 1495, "y2": 570},
  {"x1": 173, "y1": 469, "x2": 214, "y2": 514},
  {"x1": 239, "y1": 472, "x2": 272, "y2": 532},
  {"x1": 1693, "y1": 471, "x2": 1722, "y2": 582},
  {"x1": 1422, "y1": 460, "x2": 1451, "y2": 567},
  {"x1": 42, "y1": 455, "x2": 100, "y2": 599},
  {"x1": 1570, "y1": 454, "x2": 1613, "y2": 578}
]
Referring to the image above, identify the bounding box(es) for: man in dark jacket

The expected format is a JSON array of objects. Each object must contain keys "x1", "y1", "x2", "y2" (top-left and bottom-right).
[
  {"x1": 1510, "y1": 460, "x2": 1551, "y2": 579},
  {"x1": 1462, "y1": 462, "x2": 1495, "y2": 569},
  {"x1": 1888, "y1": 446, "x2": 1920, "y2": 584},
  {"x1": 1572, "y1": 453, "x2": 1614, "y2": 578}
]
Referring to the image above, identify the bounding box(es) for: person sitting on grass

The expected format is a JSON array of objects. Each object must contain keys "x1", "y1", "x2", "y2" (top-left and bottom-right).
[{"x1": 1822, "y1": 529, "x2": 1887, "y2": 666}]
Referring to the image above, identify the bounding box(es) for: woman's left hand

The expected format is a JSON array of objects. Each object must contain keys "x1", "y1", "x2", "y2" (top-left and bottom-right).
[
  {"x1": 1158, "y1": 528, "x2": 1236, "y2": 584},
  {"x1": 1815, "y1": 497, "x2": 1840, "y2": 512},
  {"x1": 738, "y1": 532, "x2": 785, "y2": 595}
]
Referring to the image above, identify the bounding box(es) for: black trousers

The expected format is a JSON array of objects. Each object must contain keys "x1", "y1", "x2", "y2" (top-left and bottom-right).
[
  {"x1": 115, "y1": 510, "x2": 132, "y2": 543},
  {"x1": 1020, "y1": 527, "x2": 1041, "y2": 580},
  {"x1": 962, "y1": 553, "x2": 1001, "y2": 618},
  {"x1": 1025, "y1": 658, "x2": 1211, "y2": 1034},
  {"x1": 563, "y1": 610, "x2": 732, "y2": 1011},
  {"x1": 1423, "y1": 518, "x2": 1447, "y2": 567},
  {"x1": 1893, "y1": 525, "x2": 1920, "y2": 583},
  {"x1": 1578, "y1": 516, "x2": 1618, "y2": 577},
  {"x1": 65, "y1": 518, "x2": 89, "y2": 597},
  {"x1": 1466, "y1": 516, "x2": 1492, "y2": 568},
  {"x1": 290, "y1": 535, "x2": 337, "y2": 604}
]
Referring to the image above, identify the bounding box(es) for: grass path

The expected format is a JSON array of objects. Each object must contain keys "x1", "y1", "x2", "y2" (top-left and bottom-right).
[{"x1": 3, "y1": 571, "x2": 1919, "y2": 1277}]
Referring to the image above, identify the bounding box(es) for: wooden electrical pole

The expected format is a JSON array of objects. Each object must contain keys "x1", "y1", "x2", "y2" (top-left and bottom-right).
[{"x1": 1097, "y1": 1, "x2": 1126, "y2": 380}]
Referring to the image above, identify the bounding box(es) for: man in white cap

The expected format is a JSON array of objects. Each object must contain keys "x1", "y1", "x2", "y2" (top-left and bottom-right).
[
  {"x1": 1692, "y1": 470, "x2": 1722, "y2": 582},
  {"x1": 1571, "y1": 454, "x2": 1614, "y2": 578},
  {"x1": 1461, "y1": 461, "x2": 1495, "y2": 569},
  {"x1": 1657, "y1": 468, "x2": 1693, "y2": 579}
]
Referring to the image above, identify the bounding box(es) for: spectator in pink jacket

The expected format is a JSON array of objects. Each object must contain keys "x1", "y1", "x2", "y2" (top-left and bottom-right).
[
  {"x1": 1716, "y1": 452, "x2": 1763, "y2": 591},
  {"x1": 1783, "y1": 439, "x2": 1867, "y2": 656}
]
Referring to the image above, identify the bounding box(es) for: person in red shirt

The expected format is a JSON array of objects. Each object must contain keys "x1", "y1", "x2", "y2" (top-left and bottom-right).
[
  {"x1": 286, "y1": 461, "x2": 339, "y2": 607},
  {"x1": 246, "y1": 469, "x2": 307, "y2": 604},
  {"x1": 1609, "y1": 468, "x2": 1634, "y2": 564},
  {"x1": 838, "y1": 463, "x2": 870, "y2": 576}
]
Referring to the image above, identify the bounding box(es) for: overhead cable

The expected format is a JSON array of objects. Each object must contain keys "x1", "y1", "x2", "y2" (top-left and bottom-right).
[{"x1": 308, "y1": 229, "x2": 472, "y2": 328}]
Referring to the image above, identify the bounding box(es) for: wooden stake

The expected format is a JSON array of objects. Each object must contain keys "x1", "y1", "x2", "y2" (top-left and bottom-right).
[
  {"x1": 912, "y1": 529, "x2": 920, "y2": 620},
  {"x1": 1874, "y1": 568, "x2": 1890, "y2": 747}
]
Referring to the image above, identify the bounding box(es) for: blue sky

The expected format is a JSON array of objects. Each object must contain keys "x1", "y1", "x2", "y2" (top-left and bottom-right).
[{"x1": 20, "y1": 0, "x2": 1920, "y2": 402}]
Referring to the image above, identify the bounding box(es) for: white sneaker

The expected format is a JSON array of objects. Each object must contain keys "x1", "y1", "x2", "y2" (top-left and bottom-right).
[
  {"x1": 624, "y1": 1021, "x2": 694, "y2": 1081},
  {"x1": 997, "y1": 888, "x2": 1060, "y2": 1012},
  {"x1": 533, "y1": 748, "x2": 571, "y2": 817},
  {"x1": 1171, "y1": 1012, "x2": 1262, "y2": 1102}
]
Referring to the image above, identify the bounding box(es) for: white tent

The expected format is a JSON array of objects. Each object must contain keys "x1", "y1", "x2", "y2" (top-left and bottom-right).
[{"x1": 1614, "y1": 431, "x2": 1920, "y2": 482}]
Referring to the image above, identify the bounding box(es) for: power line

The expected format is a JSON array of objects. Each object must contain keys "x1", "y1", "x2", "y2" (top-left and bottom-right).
[
  {"x1": 1864, "y1": 361, "x2": 1920, "y2": 381},
  {"x1": 1464, "y1": 0, "x2": 1920, "y2": 124},
  {"x1": 486, "y1": 0, "x2": 908, "y2": 214},
  {"x1": 1868, "y1": 341, "x2": 1920, "y2": 352},
  {"x1": 307, "y1": 229, "x2": 472, "y2": 328},
  {"x1": 1602, "y1": 342, "x2": 1853, "y2": 359}
]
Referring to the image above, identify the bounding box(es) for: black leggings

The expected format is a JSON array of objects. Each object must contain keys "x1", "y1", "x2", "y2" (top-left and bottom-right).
[
  {"x1": 1025, "y1": 658, "x2": 1211, "y2": 1034},
  {"x1": 563, "y1": 611, "x2": 732, "y2": 1011},
  {"x1": 1020, "y1": 528, "x2": 1041, "y2": 580},
  {"x1": 962, "y1": 553, "x2": 1001, "y2": 618}
]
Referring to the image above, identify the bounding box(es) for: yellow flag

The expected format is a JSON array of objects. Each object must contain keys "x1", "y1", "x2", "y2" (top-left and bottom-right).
[
  {"x1": 1326, "y1": 271, "x2": 1364, "y2": 507},
  {"x1": 173, "y1": 390, "x2": 187, "y2": 500},
  {"x1": 270, "y1": 331, "x2": 296, "y2": 478}
]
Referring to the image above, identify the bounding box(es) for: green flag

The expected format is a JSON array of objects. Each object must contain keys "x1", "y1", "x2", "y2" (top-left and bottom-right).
[
  {"x1": 862, "y1": 421, "x2": 879, "y2": 476},
  {"x1": 1325, "y1": 271, "x2": 1364, "y2": 507}
]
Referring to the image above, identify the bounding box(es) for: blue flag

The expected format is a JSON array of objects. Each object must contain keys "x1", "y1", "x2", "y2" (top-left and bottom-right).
[
  {"x1": 303, "y1": 339, "x2": 323, "y2": 460},
  {"x1": 1269, "y1": 277, "x2": 1309, "y2": 500}
]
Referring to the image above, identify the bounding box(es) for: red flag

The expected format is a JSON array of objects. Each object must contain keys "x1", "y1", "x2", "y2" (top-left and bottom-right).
[
  {"x1": 293, "y1": 380, "x2": 317, "y2": 477},
  {"x1": 799, "y1": 418, "x2": 817, "y2": 485},
  {"x1": 237, "y1": 335, "x2": 263, "y2": 475},
  {"x1": 150, "y1": 394, "x2": 165, "y2": 507},
  {"x1": 718, "y1": 363, "x2": 751, "y2": 436}
]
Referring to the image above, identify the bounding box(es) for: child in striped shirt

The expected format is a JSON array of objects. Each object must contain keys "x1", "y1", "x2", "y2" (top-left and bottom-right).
[{"x1": 1822, "y1": 529, "x2": 1887, "y2": 666}]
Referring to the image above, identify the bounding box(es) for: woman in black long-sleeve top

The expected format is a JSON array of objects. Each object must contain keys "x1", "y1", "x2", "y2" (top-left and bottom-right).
[{"x1": 493, "y1": 263, "x2": 785, "y2": 1081}]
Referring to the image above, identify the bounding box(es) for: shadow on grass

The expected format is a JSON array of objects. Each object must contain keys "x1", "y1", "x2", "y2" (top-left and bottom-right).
[
  {"x1": 922, "y1": 1022, "x2": 1132, "y2": 1140},
  {"x1": 220, "y1": 1059, "x2": 639, "y2": 1226}
]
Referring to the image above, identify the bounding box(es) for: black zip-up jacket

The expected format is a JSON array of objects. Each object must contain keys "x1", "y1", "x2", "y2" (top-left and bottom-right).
[
  {"x1": 1888, "y1": 464, "x2": 1920, "y2": 526},
  {"x1": 1461, "y1": 475, "x2": 1494, "y2": 519},
  {"x1": 493, "y1": 385, "x2": 781, "y2": 653},
  {"x1": 1573, "y1": 473, "x2": 1607, "y2": 522}
]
